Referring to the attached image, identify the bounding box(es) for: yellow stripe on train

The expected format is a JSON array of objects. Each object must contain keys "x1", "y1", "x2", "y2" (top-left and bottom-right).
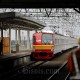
[{"x1": 33, "y1": 45, "x2": 54, "y2": 49}]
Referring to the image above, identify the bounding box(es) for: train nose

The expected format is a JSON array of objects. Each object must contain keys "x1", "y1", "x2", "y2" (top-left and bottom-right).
[{"x1": 39, "y1": 52, "x2": 47, "y2": 56}]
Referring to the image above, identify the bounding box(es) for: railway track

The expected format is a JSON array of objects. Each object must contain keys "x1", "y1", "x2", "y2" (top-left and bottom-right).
[
  {"x1": 9, "y1": 61, "x2": 70, "y2": 80},
  {"x1": 0, "y1": 55, "x2": 32, "y2": 79},
  {"x1": 0, "y1": 59, "x2": 48, "y2": 80},
  {"x1": 0, "y1": 47, "x2": 77, "y2": 80},
  {"x1": 47, "y1": 61, "x2": 70, "y2": 80}
]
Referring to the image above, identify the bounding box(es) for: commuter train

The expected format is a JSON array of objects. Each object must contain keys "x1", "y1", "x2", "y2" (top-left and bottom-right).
[{"x1": 31, "y1": 32, "x2": 78, "y2": 60}]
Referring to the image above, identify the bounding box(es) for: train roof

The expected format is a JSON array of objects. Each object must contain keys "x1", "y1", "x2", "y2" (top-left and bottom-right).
[
  {"x1": 34, "y1": 32, "x2": 77, "y2": 39},
  {"x1": 34, "y1": 32, "x2": 53, "y2": 34},
  {"x1": 55, "y1": 32, "x2": 77, "y2": 39}
]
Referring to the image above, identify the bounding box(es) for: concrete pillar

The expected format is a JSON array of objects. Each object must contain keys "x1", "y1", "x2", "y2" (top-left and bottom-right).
[
  {"x1": 27, "y1": 30, "x2": 31, "y2": 49},
  {"x1": 1, "y1": 22, "x2": 3, "y2": 55},
  {"x1": 15, "y1": 28, "x2": 17, "y2": 44},
  {"x1": 15, "y1": 28, "x2": 19, "y2": 52},
  {"x1": 18, "y1": 28, "x2": 21, "y2": 51},
  {"x1": 18, "y1": 28, "x2": 21, "y2": 45},
  {"x1": 15, "y1": 28, "x2": 20, "y2": 52},
  {"x1": 9, "y1": 27, "x2": 11, "y2": 54}
]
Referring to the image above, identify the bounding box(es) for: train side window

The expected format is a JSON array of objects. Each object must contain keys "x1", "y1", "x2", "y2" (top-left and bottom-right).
[
  {"x1": 63, "y1": 39, "x2": 64, "y2": 43},
  {"x1": 62, "y1": 39, "x2": 63, "y2": 43},
  {"x1": 55, "y1": 39, "x2": 56, "y2": 44},
  {"x1": 58, "y1": 39, "x2": 59, "y2": 44},
  {"x1": 57, "y1": 39, "x2": 59, "y2": 44},
  {"x1": 33, "y1": 36, "x2": 36, "y2": 44},
  {"x1": 56, "y1": 39, "x2": 59, "y2": 44},
  {"x1": 61, "y1": 39, "x2": 62, "y2": 43},
  {"x1": 59, "y1": 39, "x2": 61, "y2": 44},
  {"x1": 56, "y1": 39, "x2": 57, "y2": 44}
]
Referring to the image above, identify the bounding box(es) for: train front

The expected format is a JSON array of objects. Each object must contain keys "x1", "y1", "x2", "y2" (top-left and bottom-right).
[{"x1": 31, "y1": 32, "x2": 54, "y2": 60}]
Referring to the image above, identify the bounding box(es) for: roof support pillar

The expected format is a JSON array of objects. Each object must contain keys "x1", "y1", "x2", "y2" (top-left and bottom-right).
[
  {"x1": 1, "y1": 22, "x2": 3, "y2": 55},
  {"x1": 15, "y1": 28, "x2": 19, "y2": 52},
  {"x1": 27, "y1": 30, "x2": 31, "y2": 49},
  {"x1": 9, "y1": 27, "x2": 11, "y2": 54},
  {"x1": 18, "y1": 28, "x2": 21, "y2": 52},
  {"x1": 18, "y1": 28, "x2": 21, "y2": 45},
  {"x1": 15, "y1": 28, "x2": 17, "y2": 44}
]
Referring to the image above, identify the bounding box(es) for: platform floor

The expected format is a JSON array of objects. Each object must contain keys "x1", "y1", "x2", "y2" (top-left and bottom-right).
[{"x1": 0, "y1": 49, "x2": 32, "y2": 60}]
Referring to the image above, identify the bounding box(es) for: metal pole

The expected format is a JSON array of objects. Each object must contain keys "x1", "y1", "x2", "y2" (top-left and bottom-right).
[
  {"x1": 15, "y1": 28, "x2": 17, "y2": 52},
  {"x1": 9, "y1": 27, "x2": 11, "y2": 54},
  {"x1": 1, "y1": 22, "x2": 3, "y2": 55},
  {"x1": 72, "y1": 52, "x2": 80, "y2": 73},
  {"x1": 70, "y1": 51, "x2": 80, "y2": 80},
  {"x1": 18, "y1": 28, "x2": 20, "y2": 45},
  {"x1": 27, "y1": 30, "x2": 31, "y2": 49}
]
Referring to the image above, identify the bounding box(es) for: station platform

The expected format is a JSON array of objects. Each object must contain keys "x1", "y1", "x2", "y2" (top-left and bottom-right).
[
  {"x1": 0, "y1": 49, "x2": 33, "y2": 76},
  {"x1": 0, "y1": 49, "x2": 32, "y2": 61}
]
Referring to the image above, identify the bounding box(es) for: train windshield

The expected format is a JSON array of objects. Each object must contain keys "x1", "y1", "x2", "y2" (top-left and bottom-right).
[{"x1": 42, "y1": 33, "x2": 53, "y2": 44}]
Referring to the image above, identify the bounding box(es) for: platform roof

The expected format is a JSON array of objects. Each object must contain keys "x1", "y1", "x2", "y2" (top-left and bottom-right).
[{"x1": 0, "y1": 12, "x2": 46, "y2": 30}]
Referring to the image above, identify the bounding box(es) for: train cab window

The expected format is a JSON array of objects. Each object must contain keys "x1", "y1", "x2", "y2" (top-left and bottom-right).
[
  {"x1": 33, "y1": 36, "x2": 36, "y2": 44},
  {"x1": 42, "y1": 34, "x2": 53, "y2": 44}
]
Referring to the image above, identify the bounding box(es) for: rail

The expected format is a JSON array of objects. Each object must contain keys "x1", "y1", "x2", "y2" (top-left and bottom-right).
[
  {"x1": 0, "y1": 47, "x2": 77, "y2": 80},
  {"x1": 0, "y1": 59, "x2": 48, "y2": 80},
  {"x1": 47, "y1": 61, "x2": 69, "y2": 80}
]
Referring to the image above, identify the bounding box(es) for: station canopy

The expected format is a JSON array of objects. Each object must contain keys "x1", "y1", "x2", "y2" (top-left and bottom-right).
[{"x1": 0, "y1": 12, "x2": 46, "y2": 30}]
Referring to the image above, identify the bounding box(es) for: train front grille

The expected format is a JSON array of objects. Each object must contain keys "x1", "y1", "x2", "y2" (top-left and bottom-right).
[{"x1": 39, "y1": 52, "x2": 47, "y2": 56}]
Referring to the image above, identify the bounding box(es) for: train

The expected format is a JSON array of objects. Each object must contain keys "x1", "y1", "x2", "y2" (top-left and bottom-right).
[{"x1": 30, "y1": 32, "x2": 78, "y2": 60}]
